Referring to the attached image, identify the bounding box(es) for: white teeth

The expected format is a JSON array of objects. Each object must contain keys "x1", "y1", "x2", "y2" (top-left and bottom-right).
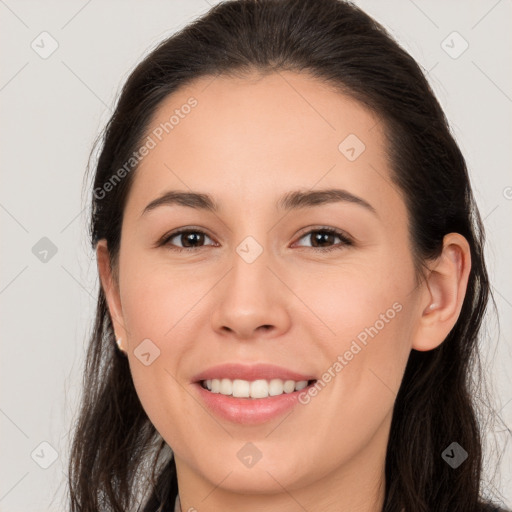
[
  {"x1": 232, "y1": 379, "x2": 250, "y2": 398},
  {"x1": 202, "y1": 378, "x2": 311, "y2": 398},
  {"x1": 220, "y1": 378, "x2": 232, "y2": 395},
  {"x1": 294, "y1": 380, "x2": 308, "y2": 391},
  {"x1": 251, "y1": 379, "x2": 269, "y2": 398},
  {"x1": 210, "y1": 379, "x2": 220, "y2": 393},
  {"x1": 283, "y1": 380, "x2": 296, "y2": 393},
  {"x1": 268, "y1": 379, "x2": 283, "y2": 396}
]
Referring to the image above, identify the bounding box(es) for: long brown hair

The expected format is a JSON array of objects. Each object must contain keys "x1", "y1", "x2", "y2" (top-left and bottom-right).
[{"x1": 68, "y1": 1, "x2": 504, "y2": 510}]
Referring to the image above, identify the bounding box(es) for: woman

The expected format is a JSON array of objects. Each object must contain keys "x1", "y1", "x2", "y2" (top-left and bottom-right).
[{"x1": 68, "y1": 0, "x2": 509, "y2": 510}]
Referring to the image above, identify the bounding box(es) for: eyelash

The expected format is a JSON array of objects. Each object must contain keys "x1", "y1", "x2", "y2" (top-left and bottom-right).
[{"x1": 158, "y1": 226, "x2": 353, "y2": 253}]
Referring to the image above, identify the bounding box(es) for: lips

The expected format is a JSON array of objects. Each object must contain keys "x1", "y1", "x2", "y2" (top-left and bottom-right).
[
  {"x1": 191, "y1": 363, "x2": 317, "y2": 383},
  {"x1": 191, "y1": 363, "x2": 318, "y2": 424}
]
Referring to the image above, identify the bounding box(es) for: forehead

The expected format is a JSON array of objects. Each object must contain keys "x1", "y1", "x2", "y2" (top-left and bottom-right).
[{"x1": 125, "y1": 70, "x2": 402, "y2": 221}]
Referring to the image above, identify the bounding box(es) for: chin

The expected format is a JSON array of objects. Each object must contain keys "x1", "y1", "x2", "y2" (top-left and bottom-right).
[{"x1": 194, "y1": 450, "x2": 313, "y2": 495}]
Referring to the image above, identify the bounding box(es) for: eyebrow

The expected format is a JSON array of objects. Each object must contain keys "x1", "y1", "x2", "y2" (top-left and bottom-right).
[{"x1": 140, "y1": 188, "x2": 377, "y2": 217}]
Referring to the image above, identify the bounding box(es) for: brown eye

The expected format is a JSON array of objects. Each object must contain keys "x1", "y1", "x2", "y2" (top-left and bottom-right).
[
  {"x1": 294, "y1": 228, "x2": 353, "y2": 252},
  {"x1": 160, "y1": 229, "x2": 215, "y2": 251},
  {"x1": 158, "y1": 226, "x2": 352, "y2": 254}
]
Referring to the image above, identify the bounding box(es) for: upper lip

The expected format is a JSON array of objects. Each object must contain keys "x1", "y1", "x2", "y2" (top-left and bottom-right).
[{"x1": 192, "y1": 363, "x2": 317, "y2": 383}]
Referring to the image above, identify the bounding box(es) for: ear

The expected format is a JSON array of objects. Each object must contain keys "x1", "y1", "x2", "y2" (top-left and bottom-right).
[
  {"x1": 412, "y1": 233, "x2": 471, "y2": 351},
  {"x1": 96, "y1": 239, "x2": 128, "y2": 347}
]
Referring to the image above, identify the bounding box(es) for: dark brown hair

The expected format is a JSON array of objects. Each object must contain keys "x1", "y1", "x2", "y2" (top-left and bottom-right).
[{"x1": 68, "y1": 1, "x2": 505, "y2": 510}]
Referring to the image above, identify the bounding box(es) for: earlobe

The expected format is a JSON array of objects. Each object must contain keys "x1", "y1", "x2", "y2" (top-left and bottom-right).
[
  {"x1": 96, "y1": 239, "x2": 127, "y2": 343},
  {"x1": 412, "y1": 233, "x2": 471, "y2": 352},
  {"x1": 423, "y1": 302, "x2": 437, "y2": 314}
]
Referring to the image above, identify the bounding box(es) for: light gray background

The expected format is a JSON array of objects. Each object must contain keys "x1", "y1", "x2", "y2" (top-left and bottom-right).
[{"x1": 1, "y1": 1, "x2": 511, "y2": 510}]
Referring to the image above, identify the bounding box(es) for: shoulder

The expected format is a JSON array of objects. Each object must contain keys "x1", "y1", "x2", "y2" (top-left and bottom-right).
[{"x1": 479, "y1": 502, "x2": 511, "y2": 512}]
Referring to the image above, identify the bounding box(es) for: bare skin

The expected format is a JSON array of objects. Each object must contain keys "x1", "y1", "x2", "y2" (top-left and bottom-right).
[{"x1": 97, "y1": 70, "x2": 470, "y2": 512}]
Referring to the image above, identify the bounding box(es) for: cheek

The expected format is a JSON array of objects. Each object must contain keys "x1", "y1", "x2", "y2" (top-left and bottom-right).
[
  {"x1": 116, "y1": 254, "x2": 186, "y2": 405},
  {"x1": 289, "y1": 304, "x2": 411, "y2": 476},
  {"x1": 119, "y1": 251, "x2": 200, "y2": 342},
  {"x1": 294, "y1": 251, "x2": 410, "y2": 342},
  {"x1": 297, "y1": 253, "x2": 414, "y2": 421}
]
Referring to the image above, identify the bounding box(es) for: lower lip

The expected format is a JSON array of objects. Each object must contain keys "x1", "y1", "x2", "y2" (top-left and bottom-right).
[{"x1": 194, "y1": 382, "x2": 315, "y2": 425}]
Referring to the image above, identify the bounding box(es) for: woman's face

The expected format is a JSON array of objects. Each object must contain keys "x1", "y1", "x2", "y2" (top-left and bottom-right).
[{"x1": 99, "y1": 71, "x2": 430, "y2": 504}]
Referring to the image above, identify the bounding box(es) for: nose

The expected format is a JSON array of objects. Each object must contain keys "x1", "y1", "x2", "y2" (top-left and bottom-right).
[{"x1": 209, "y1": 243, "x2": 292, "y2": 341}]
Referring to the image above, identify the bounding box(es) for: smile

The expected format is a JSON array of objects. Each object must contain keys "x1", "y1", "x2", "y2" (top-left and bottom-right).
[
  {"x1": 191, "y1": 363, "x2": 318, "y2": 424},
  {"x1": 200, "y1": 378, "x2": 314, "y2": 398}
]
